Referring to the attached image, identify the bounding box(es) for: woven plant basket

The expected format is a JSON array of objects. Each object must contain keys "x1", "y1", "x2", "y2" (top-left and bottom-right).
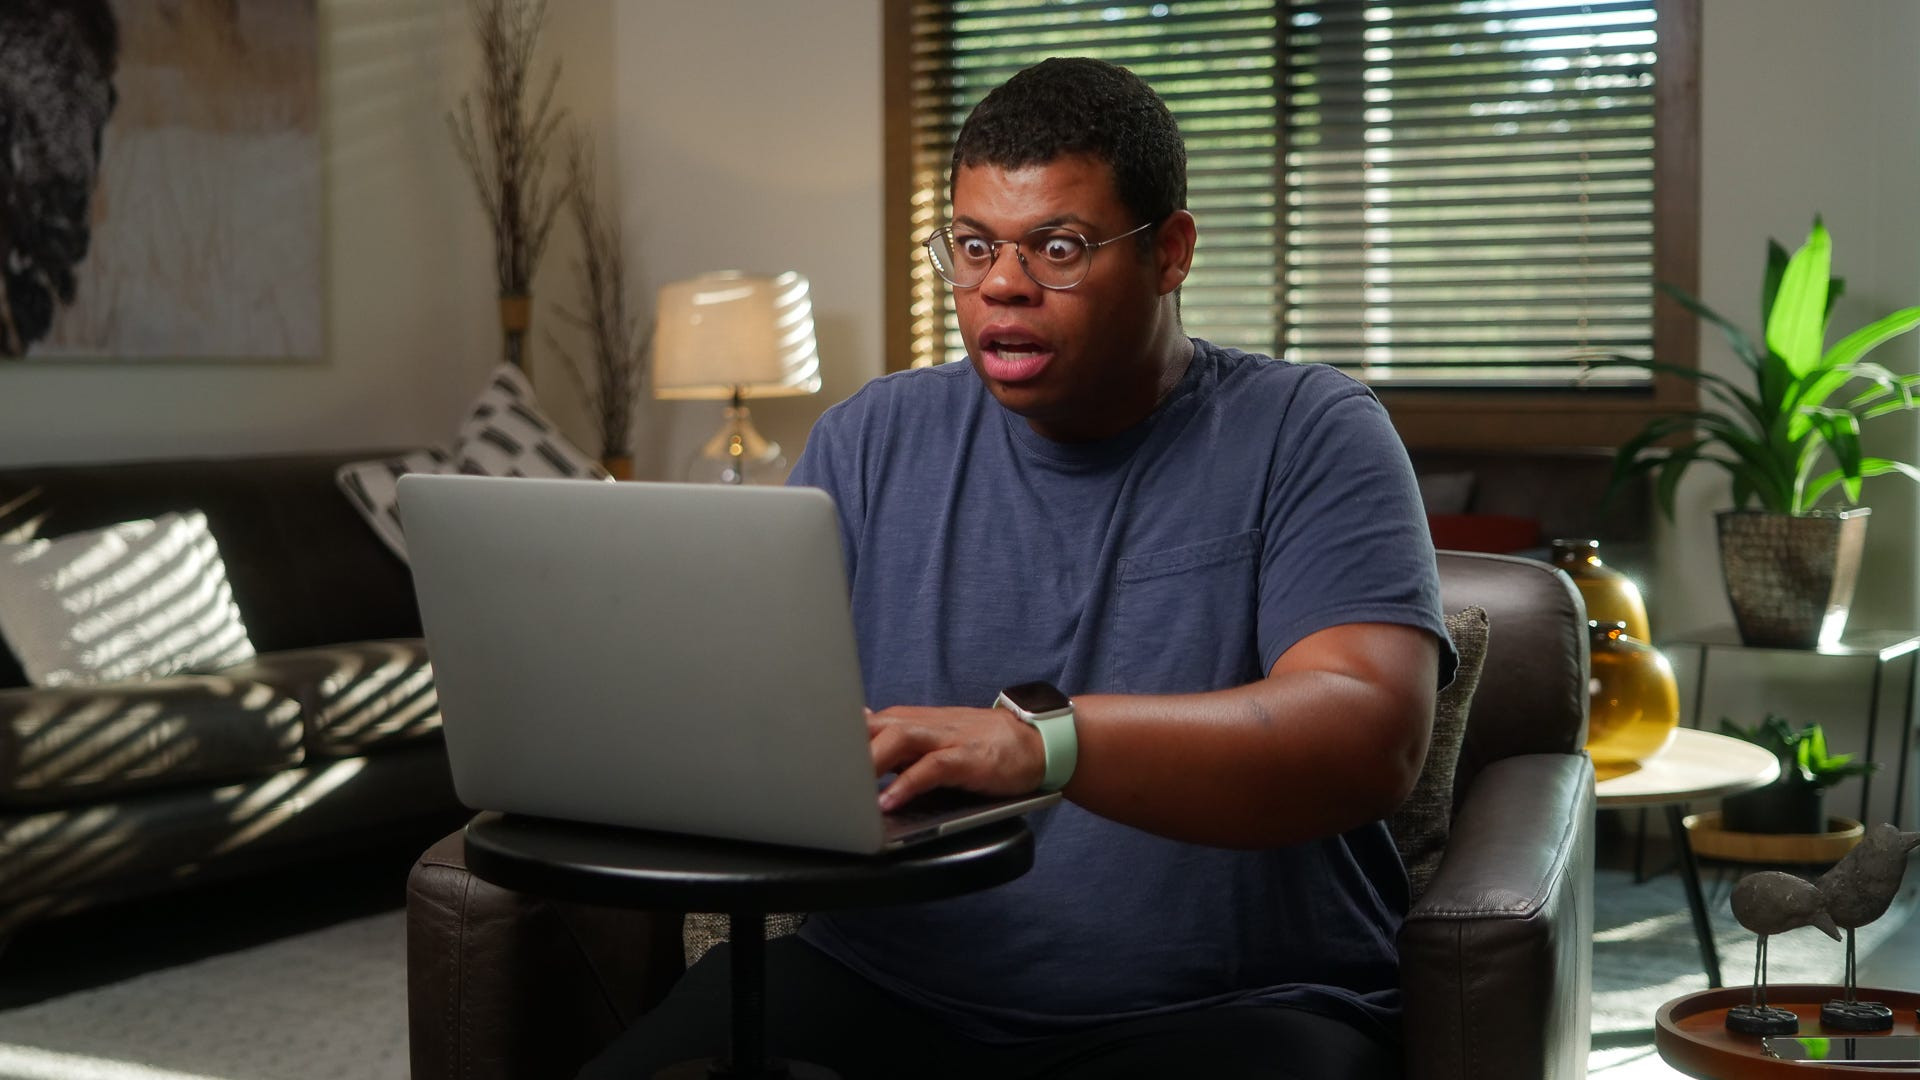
[{"x1": 1715, "y1": 508, "x2": 1870, "y2": 648}]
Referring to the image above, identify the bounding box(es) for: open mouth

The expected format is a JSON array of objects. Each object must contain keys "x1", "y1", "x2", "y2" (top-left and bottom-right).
[{"x1": 979, "y1": 332, "x2": 1055, "y2": 384}]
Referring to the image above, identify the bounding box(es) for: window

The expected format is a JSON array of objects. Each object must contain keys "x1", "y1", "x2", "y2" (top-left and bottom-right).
[{"x1": 882, "y1": 0, "x2": 1700, "y2": 448}]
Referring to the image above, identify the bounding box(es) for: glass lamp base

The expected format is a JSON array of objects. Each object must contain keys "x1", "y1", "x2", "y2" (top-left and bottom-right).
[{"x1": 686, "y1": 404, "x2": 789, "y2": 485}]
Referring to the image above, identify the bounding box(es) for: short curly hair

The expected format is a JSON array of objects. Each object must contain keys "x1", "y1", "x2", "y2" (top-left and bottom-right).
[{"x1": 951, "y1": 57, "x2": 1186, "y2": 229}]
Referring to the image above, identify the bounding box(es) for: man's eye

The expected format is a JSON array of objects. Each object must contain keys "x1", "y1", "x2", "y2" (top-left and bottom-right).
[
  {"x1": 1036, "y1": 235, "x2": 1083, "y2": 263},
  {"x1": 956, "y1": 236, "x2": 994, "y2": 260}
]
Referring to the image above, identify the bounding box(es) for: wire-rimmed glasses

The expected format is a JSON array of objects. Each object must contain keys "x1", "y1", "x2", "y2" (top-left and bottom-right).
[{"x1": 924, "y1": 220, "x2": 1157, "y2": 290}]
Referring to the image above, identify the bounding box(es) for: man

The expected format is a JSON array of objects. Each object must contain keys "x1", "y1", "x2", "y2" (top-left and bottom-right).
[{"x1": 585, "y1": 57, "x2": 1450, "y2": 1079}]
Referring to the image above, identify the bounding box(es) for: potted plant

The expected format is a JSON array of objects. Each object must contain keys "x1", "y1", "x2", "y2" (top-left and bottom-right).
[
  {"x1": 1718, "y1": 714, "x2": 1876, "y2": 834},
  {"x1": 448, "y1": 0, "x2": 574, "y2": 373},
  {"x1": 1609, "y1": 217, "x2": 1920, "y2": 647},
  {"x1": 548, "y1": 134, "x2": 649, "y2": 479}
]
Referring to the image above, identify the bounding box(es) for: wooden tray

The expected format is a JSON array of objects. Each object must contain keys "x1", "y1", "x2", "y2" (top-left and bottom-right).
[
  {"x1": 1685, "y1": 811, "x2": 1864, "y2": 864},
  {"x1": 1656, "y1": 984, "x2": 1920, "y2": 1077}
]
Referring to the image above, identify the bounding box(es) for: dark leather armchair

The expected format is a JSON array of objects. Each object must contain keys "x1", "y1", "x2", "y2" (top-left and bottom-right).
[{"x1": 406, "y1": 549, "x2": 1594, "y2": 1079}]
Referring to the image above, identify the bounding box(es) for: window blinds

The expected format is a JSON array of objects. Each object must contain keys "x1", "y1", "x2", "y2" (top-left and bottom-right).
[{"x1": 903, "y1": 0, "x2": 1661, "y2": 388}]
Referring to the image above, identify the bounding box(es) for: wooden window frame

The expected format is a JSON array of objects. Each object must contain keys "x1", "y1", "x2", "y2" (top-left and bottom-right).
[{"x1": 881, "y1": 0, "x2": 1702, "y2": 451}]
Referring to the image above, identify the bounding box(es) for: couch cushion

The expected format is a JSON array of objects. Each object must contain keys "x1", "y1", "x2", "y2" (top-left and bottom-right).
[
  {"x1": 0, "y1": 451, "x2": 429, "y2": 691},
  {"x1": 214, "y1": 640, "x2": 440, "y2": 757},
  {"x1": 0, "y1": 511, "x2": 257, "y2": 687},
  {"x1": 0, "y1": 675, "x2": 303, "y2": 805},
  {"x1": 1388, "y1": 605, "x2": 1489, "y2": 900}
]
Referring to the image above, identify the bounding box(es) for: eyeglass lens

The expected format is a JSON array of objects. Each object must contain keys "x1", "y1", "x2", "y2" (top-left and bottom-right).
[{"x1": 929, "y1": 228, "x2": 1093, "y2": 290}]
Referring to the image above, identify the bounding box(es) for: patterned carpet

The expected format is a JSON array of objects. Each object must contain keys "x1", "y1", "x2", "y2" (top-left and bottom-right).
[
  {"x1": 0, "y1": 911, "x2": 406, "y2": 1080},
  {"x1": 0, "y1": 861, "x2": 1907, "y2": 1080}
]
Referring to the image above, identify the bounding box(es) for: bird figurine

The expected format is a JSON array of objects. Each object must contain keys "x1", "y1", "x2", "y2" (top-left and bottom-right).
[
  {"x1": 1815, "y1": 823, "x2": 1920, "y2": 1031},
  {"x1": 1727, "y1": 870, "x2": 1841, "y2": 1034}
]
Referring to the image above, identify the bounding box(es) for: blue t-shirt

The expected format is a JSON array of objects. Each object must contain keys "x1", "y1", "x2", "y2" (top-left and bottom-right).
[{"x1": 788, "y1": 338, "x2": 1451, "y2": 1045}]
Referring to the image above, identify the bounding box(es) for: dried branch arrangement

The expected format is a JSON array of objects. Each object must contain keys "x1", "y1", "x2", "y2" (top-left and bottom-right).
[
  {"x1": 548, "y1": 134, "x2": 648, "y2": 467},
  {"x1": 446, "y1": 0, "x2": 571, "y2": 370}
]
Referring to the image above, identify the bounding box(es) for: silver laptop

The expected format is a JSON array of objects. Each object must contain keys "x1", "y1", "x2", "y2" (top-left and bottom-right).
[{"x1": 397, "y1": 473, "x2": 1059, "y2": 854}]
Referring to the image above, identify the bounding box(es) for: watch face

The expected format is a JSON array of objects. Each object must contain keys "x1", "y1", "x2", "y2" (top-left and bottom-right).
[{"x1": 1003, "y1": 680, "x2": 1071, "y2": 713}]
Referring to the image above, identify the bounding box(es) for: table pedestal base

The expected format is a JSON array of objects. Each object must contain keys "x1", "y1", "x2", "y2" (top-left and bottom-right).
[{"x1": 650, "y1": 910, "x2": 844, "y2": 1080}]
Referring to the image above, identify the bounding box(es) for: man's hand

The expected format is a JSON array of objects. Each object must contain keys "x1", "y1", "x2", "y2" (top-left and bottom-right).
[{"x1": 867, "y1": 705, "x2": 1046, "y2": 811}]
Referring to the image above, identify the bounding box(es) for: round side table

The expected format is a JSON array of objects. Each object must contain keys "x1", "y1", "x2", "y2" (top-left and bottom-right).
[
  {"x1": 463, "y1": 812, "x2": 1035, "y2": 1080},
  {"x1": 1656, "y1": 983, "x2": 1920, "y2": 1077},
  {"x1": 1595, "y1": 728, "x2": 1781, "y2": 987}
]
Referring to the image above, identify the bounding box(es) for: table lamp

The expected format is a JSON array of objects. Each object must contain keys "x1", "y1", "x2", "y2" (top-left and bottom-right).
[{"x1": 652, "y1": 270, "x2": 822, "y2": 484}]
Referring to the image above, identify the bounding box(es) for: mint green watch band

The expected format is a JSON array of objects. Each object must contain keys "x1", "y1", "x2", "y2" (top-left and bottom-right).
[{"x1": 1029, "y1": 711, "x2": 1078, "y2": 792}]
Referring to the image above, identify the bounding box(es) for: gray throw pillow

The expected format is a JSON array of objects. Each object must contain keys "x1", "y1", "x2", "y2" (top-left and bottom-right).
[{"x1": 1388, "y1": 605, "x2": 1490, "y2": 900}]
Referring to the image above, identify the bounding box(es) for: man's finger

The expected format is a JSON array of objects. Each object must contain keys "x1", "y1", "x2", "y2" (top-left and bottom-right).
[
  {"x1": 879, "y1": 752, "x2": 957, "y2": 811},
  {"x1": 869, "y1": 725, "x2": 924, "y2": 777}
]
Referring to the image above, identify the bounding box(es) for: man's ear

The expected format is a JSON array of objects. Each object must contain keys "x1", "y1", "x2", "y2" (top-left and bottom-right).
[{"x1": 1155, "y1": 210, "x2": 1197, "y2": 296}]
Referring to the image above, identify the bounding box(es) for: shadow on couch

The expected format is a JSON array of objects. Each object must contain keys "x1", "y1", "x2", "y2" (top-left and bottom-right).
[{"x1": 0, "y1": 451, "x2": 466, "y2": 939}]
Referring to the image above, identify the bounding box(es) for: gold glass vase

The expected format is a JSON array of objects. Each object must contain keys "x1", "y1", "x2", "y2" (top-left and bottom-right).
[
  {"x1": 1586, "y1": 620, "x2": 1680, "y2": 780},
  {"x1": 1552, "y1": 538, "x2": 1650, "y2": 641}
]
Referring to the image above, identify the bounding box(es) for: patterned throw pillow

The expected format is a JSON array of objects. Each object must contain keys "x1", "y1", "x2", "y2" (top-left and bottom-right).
[
  {"x1": 0, "y1": 511, "x2": 257, "y2": 687},
  {"x1": 1389, "y1": 605, "x2": 1490, "y2": 900},
  {"x1": 335, "y1": 365, "x2": 607, "y2": 561},
  {"x1": 451, "y1": 364, "x2": 606, "y2": 479},
  {"x1": 335, "y1": 448, "x2": 451, "y2": 562}
]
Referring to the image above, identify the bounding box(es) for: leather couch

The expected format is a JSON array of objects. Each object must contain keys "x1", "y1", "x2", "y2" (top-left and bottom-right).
[
  {"x1": 0, "y1": 450, "x2": 465, "y2": 936},
  {"x1": 405, "y1": 549, "x2": 1595, "y2": 1079}
]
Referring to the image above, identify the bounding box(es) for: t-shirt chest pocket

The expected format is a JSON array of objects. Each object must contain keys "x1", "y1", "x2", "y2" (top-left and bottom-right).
[{"x1": 1111, "y1": 529, "x2": 1262, "y2": 694}]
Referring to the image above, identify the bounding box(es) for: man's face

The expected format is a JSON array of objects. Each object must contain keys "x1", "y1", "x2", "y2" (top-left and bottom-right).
[{"x1": 950, "y1": 155, "x2": 1190, "y2": 442}]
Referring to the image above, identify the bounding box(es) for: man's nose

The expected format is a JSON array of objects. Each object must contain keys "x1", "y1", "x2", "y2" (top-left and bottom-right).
[{"x1": 979, "y1": 241, "x2": 1039, "y2": 303}]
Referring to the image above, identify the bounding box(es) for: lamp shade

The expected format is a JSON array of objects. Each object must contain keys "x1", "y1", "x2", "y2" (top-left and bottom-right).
[{"x1": 652, "y1": 270, "x2": 822, "y2": 400}]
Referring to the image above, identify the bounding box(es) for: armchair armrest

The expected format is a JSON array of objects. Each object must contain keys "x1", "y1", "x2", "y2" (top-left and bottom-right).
[
  {"x1": 406, "y1": 829, "x2": 685, "y2": 1080},
  {"x1": 1399, "y1": 752, "x2": 1595, "y2": 1080}
]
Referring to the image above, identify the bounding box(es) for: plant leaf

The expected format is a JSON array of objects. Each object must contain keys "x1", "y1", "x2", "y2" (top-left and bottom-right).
[
  {"x1": 1797, "y1": 409, "x2": 1863, "y2": 508},
  {"x1": 1826, "y1": 305, "x2": 1920, "y2": 370},
  {"x1": 1660, "y1": 282, "x2": 1765, "y2": 371},
  {"x1": 1762, "y1": 238, "x2": 1789, "y2": 328},
  {"x1": 1766, "y1": 219, "x2": 1832, "y2": 379},
  {"x1": 1802, "y1": 457, "x2": 1920, "y2": 505}
]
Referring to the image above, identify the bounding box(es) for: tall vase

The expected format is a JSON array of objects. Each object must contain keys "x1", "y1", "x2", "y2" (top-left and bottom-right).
[
  {"x1": 1586, "y1": 621, "x2": 1680, "y2": 780},
  {"x1": 1552, "y1": 538, "x2": 1650, "y2": 640},
  {"x1": 499, "y1": 293, "x2": 531, "y2": 372}
]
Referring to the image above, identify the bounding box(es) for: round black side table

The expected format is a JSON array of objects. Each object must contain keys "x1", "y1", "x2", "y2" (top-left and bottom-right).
[{"x1": 462, "y1": 812, "x2": 1035, "y2": 1080}]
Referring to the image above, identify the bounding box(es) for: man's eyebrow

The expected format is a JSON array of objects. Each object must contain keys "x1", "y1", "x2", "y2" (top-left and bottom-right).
[{"x1": 952, "y1": 212, "x2": 1095, "y2": 233}]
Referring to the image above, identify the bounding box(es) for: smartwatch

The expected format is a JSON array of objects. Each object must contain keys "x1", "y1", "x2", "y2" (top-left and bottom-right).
[{"x1": 994, "y1": 680, "x2": 1077, "y2": 792}]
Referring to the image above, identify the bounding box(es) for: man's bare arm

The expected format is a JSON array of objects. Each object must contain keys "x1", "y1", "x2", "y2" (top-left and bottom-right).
[{"x1": 867, "y1": 621, "x2": 1439, "y2": 849}]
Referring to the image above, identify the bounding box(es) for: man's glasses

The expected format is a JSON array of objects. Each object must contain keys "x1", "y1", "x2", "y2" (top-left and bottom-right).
[{"x1": 924, "y1": 220, "x2": 1157, "y2": 291}]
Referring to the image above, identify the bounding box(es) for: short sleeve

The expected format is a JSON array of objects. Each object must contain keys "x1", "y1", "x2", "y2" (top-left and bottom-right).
[
  {"x1": 788, "y1": 392, "x2": 869, "y2": 586},
  {"x1": 1255, "y1": 383, "x2": 1456, "y2": 687}
]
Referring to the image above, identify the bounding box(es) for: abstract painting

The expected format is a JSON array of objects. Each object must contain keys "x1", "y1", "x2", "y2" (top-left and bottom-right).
[{"x1": 0, "y1": 0, "x2": 320, "y2": 362}]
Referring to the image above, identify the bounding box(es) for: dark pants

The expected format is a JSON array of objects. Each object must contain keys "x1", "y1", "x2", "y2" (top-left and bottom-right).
[{"x1": 579, "y1": 937, "x2": 1401, "y2": 1080}]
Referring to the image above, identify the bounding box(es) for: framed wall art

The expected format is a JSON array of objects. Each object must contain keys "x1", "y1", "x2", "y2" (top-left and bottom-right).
[{"x1": 0, "y1": 0, "x2": 321, "y2": 363}]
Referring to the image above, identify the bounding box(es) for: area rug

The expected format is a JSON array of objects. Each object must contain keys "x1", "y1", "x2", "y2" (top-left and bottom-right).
[
  {"x1": 0, "y1": 911, "x2": 406, "y2": 1080},
  {"x1": 1589, "y1": 864, "x2": 1918, "y2": 1075},
  {"x1": 0, "y1": 872, "x2": 1904, "y2": 1080}
]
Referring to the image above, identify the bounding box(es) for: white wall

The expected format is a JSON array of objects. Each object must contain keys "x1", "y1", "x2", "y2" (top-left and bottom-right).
[
  {"x1": 0, "y1": 0, "x2": 523, "y2": 466},
  {"x1": 608, "y1": 0, "x2": 883, "y2": 481},
  {"x1": 1654, "y1": 0, "x2": 1920, "y2": 636},
  {"x1": 6, "y1": 1, "x2": 1914, "y2": 638}
]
